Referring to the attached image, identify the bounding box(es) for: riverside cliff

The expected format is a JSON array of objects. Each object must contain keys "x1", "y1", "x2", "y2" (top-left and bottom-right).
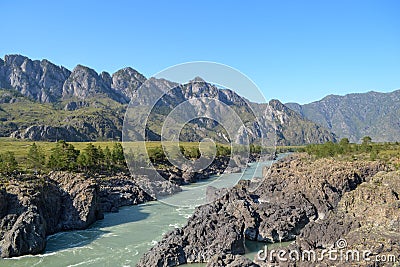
[{"x1": 0, "y1": 171, "x2": 179, "y2": 258}]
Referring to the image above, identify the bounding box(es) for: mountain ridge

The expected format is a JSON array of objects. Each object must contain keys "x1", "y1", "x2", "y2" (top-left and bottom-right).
[
  {"x1": 0, "y1": 54, "x2": 336, "y2": 145},
  {"x1": 286, "y1": 89, "x2": 400, "y2": 142}
]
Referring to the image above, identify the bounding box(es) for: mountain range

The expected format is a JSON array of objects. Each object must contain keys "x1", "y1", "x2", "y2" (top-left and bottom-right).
[
  {"x1": 286, "y1": 90, "x2": 400, "y2": 143},
  {"x1": 1, "y1": 54, "x2": 396, "y2": 145}
]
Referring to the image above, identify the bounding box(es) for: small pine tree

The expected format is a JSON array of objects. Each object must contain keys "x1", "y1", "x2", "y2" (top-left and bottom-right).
[
  {"x1": 362, "y1": 136, "x2": 372, "y2": 145},
  {"x1": 112, "y1": 143, "x2": 125, "y2": 166},
  {"x1": 339, "y1": 138, "x2": 350, "y2": 146},
  {"x1": 361, "y1": 136, "x2": 373, "y2": 152},
  {"x1": 27, "y1": 143, "x2": 46, "y2": 173},
  {"x1": 103, "y1": 146, "x2": 112, "y2": 170},
  {"x1": 0, "y1": 151, "x2": 18, "y2": 175}
]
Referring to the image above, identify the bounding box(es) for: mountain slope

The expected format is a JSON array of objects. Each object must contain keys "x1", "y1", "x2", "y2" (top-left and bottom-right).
[
  {"x1": 286, "y1": 90, "x2": 400, "y2": 143},
  {"x1": 0, "y1": 54, "x2": 336, "y2": 145}
]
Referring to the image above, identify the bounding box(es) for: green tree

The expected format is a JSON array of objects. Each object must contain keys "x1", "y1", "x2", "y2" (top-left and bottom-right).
[
  {"x1": 0, "y1": 151, "x2": 18, "y2": 175},
  {"x1": 148, "y1": 146, "x2": 166, "y2": 163},
  {"x1": 112, "y1": 143, "x2": 125, "y2": 166},
  {"x1": 361, "y1": 136, "x2": 373, "y2": 152},
  {"x1": 47, "y1": 140, "x2": 80, "y2": 171},
  {"x1": 370, "y1": 149, "x2": 378, "y2": 161},
  {"x1": 78, "y1": 143, "x2": 104, "y2": 171},
  {"x1": 362, "y1": 136, "x2": 372, "y2": 145},
  {"x1": 27, "y1": 143, "x2": 46, "y2": 173},
  {"x1": 103, "y1": 146, "x2": 112, "y2": 170},
  {"x1": 339, "y1": 138, "x2": 350, "y2": 146}
]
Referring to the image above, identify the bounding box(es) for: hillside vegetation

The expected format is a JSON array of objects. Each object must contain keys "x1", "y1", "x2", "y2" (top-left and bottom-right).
[{"x1": 301, "y1": 137, "x2": 400, "y2": 169}]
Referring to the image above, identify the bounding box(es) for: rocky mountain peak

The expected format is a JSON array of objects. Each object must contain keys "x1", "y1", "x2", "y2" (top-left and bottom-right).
[
  {"x1": 189, "y1": 76, "x2": 206, "y2": 83},
  {"x1": 111, "y1": 67, "x2": 146, "y2": 100},
  {"x1": 100, "y1": 71, "x2": 112, "y2": 87},
  {"x1": 0, "y1": 54, "x2": 337, "y2": 145},
  {"x1": 268, "y1": 99, "x2": 287, "y2": 111},
  {"x1": 0, "y1": 54, "x2": 71, "y2": 102},
  {"x1": 62, "y1": 64, "x2": 126, "y2": 102},
  {"x1": 4, "y1": 54, "x2": 29, "y2": 66}
]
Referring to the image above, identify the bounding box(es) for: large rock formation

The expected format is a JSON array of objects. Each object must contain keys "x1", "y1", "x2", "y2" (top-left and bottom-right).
[
  {"x1": 0, "y1": 55, "x2": 71, "y2": 102},
  {"x1": 137, "y1": 154, "x2": 387, "y2": 266},
  {"x1": 0, "y1": 173, "x2": 104, "y2": 258},
  {"x1": 285, "y1": 170, "x2": 400, "y2": 267},
  {"x1": 10, "y1": 125, "x2": 90, "y2": 141},
  {"x1": 267, "y1": 99, "x2": 338, "y2": 145},
  {"x1": 111, "y1": 67, "x2": 146, "y2": 100},
  {"x1": 62, "y1": 65, "x2": 128, "y2": 103}
]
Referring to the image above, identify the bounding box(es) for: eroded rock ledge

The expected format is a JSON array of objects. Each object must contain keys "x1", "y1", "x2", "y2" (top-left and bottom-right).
[
  {"x1": 137, "y1": 154, "x2": 390, "y2": 266},
  {"x1": 0, "y1": 172, "x2": 178, "y2": 258}
]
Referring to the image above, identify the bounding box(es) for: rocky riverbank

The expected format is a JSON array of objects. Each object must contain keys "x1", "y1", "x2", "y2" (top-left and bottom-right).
[
  {"x1": 155, "y1": 154, "x2": 251, "y2": 185},
  {"x1": 0, "y1": 171, "x2": 180, "y2": 258},
  {"x1": 137, "y1": 153, "x2": 396, "y2": 266}
]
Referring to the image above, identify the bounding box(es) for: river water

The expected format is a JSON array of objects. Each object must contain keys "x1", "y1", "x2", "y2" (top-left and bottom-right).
[{"x1": 0, "y1": 155, "x2": 289, "y2": 267}]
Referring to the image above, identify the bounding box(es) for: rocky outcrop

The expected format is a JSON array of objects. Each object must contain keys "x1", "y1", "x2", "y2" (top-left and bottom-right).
[
  {"x1": 0, "y1": 170, "x2": 182, "y2": 258},
  {"x1": 63, "y1": 100, "x2": 89, "y2": 111},
  {"x1": 0, "y1": 189, "x2": 7, "y2": 218},
  {"x1": 111, "y1": 67, "x2": 146, "y2": 100},
  {"x1": 206, "y1": 254, "x2": 260, "y2": 267},
  {"x1": 0, "y1": 173, "x2": 105, "y2": 258},
  {"x1": 157, "y1": 156, "x2": 235, "y2": 185},
  {"x1": 98, "y1": 176, "x2": 157, "y2": 213},
  {"x1": 137, "y1": 184, "x2": 250, "y2": 266},
  {"x1": 0, "y1": 55, "x2": 71, "y2": 102},
  {"x1": 10, "y1": 125, "x2": 90, "y2": 141},
  {"x1": 287, "y1": 170, "x2": 400, "y2": 267},
  {"x1": 48, "y1": 172, "x2": 104, "y2": 231},
  {"x1": 137, "y1": 154, "x2": 387, "y2": 266},
  {"x1": 62, "y1": 65, "x2": 128, "y2": 103}
]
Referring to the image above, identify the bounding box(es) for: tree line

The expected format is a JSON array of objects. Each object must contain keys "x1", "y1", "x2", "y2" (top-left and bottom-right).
[
  {"x1": 0, "y1": 141, "x2": 126, "y2": 176},
  {"x1": 301, "y1": 136, "x2": 400, "y2": 162},
  {"x1": 0, "y1": 141, "x2": 235, "y2": 176}
]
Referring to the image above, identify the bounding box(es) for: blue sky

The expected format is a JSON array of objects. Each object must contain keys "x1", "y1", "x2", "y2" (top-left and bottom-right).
[{"x1": 1, "y1": 0, "x2": 399, "y2": 104}]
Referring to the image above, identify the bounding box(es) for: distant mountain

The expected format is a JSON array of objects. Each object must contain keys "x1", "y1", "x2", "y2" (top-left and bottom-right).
[
  {"x1": 0, "y1": 54, "x2": 145, "y2": 103},
  {"x1": 286, "y1": 90, "x2": 400, "y2": 143},
  {"x1": 0, "y1": 54, "x2": 336, "y2": 145}
]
